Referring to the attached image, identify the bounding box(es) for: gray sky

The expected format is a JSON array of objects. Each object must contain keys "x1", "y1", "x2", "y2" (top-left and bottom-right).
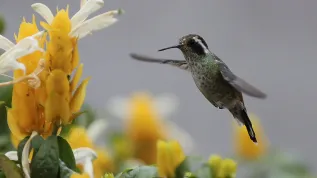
[{"x1": 1, "y1": 0, "x2": 316, "y2": 174}]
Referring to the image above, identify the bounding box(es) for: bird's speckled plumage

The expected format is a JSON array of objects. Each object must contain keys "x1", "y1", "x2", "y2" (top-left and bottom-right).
[{"x1": 129, "y1": 34, "x2": 266, "y2": 143}]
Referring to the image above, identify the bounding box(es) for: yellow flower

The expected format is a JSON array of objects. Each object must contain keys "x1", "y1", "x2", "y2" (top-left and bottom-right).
[
  {"x1": 107, "y1": 92, "x2": 193, "y2": 164},
  {"x1": 67, "y1": 127, "x2": 94, "y2": 148},
  {"x1": 217, "y1": 159, "x2": 237, "y2": 178},
  {"x1": 156, "y1": 140, "x2": 185, "y2": 178},
  {"x1": 127, "y1": 93, "x2": 167, "y2": 141},
  {"x1": 208, "y1": 155, "x2": 237, "y2": 178},
  {"x1": 233, "y1": 113, "x2": 268, "y2": 160},
  {"x1": 67, "y1": 126, "x2": 114, "y2": 178},
  {"x1": 31, "y1": 0, "x2": 120, "y2": 74},
  {"x1": 208, "y1": 155, "x2": 222, "y2": 175},
  {"x1": 0, "y1": 16, "x2": 44, "y2": 76},
  {"x1": 31, "y1": 0, "x2": 119, "y2": 126},
  {"x1": 7, "y1": 16, "x2": 50, "y2": 146},
  {"x1": 125, "y1": 92, "x2": 167, "y2": 164}
]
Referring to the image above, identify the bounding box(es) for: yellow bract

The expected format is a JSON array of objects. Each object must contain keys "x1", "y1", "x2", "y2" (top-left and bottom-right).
[
  {"x1": 40, "y1": 6, "x2": 89, "y2": 126},
  {"x1": 8, "y1": 16, "x2": 50, "y2": 145},
  {"x1": 125, "y1": 92, "x2": 167, "y2": 164},
  {"x1": 67, "y1": 127, "x2": 114, "y2": 178},
  {"x1": 37, "y1": 5, "x2": 88, "y2": 127},
  {"x1": 8, "y1": 7, "x2": 90, "y2": 146},
  {"x1": 41, "y1": 8, "x2": 77, "y2": 74},
  {"x1": 156, "y1": 140, "x2": 185, "y2": 178},
  {"x1": 233, "y1": 114, "x2": 268, "y2": 160},
  {"x1": 45, "y1": 69, "x2": 70, "y2": 125}
]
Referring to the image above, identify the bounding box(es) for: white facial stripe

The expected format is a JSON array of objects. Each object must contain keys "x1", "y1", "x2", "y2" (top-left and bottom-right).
[{"x1": 193, "y1": 36, "x2": 209, "y2": 54}]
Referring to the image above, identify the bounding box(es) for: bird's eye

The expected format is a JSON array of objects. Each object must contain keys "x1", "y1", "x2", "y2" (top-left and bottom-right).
[
  {"x1": 187, "y1": 39, "x2": 196, "y2": 46},
  {"x1": 187, "y1": 38, "x2": 205, "y2": 55}
]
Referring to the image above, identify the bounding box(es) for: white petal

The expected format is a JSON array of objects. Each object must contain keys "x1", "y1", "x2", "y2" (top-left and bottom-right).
[
  {"x1": 83, "y1": 157, "x2": 94, "y2": 178},
  {"x1": 31, "y1": 3, "x2": 54, "y2": 24},
  {"x1": 22, "y1": 131, "x2": 38, "y2": 178},
  {"x1": 87, "y1": 118, "x2": 108, "y2": 143},
  {"x1": 5, "y1": 151, "x2": 18, "y2": 161},
  {"x1": 30, "y1": 30, "x2": 46, "y2": 39},
  {"x1": 0, "y1": 37, "x2": 42, "y2": 74},
  {"x1": 71, "y1": 0, "x2": 104, "y2": 28},
  {"x1": 69, "y1": 11, "x2": 118, "y2": 39},
  {"x1": 106, "y1": 96, "x2": 128, "y2": 120},
  {"x1": 80, "y1": 0, "x2": 87, "y2": 8},
  {"x1": 154, "y1": 93, "x2": 179, "y2": 119},
  {"x1": 0, "y1": 60, "x2": 25, "y2": 75},
  {"x1": 73, "y1": 147, "x2": 97, "y2": 165},
  {"x1": 165, "y1": 121, "x2": 194, "y2": 154},
  {"x1": 0, "y1": 31, "x2": 44, "y2": 61},
  {"x1": 0, "y1": 31, "x2": 44, "y2": 71},
  {"x1": 0, "y1": 35, "x2": 14, "y2": 51}
]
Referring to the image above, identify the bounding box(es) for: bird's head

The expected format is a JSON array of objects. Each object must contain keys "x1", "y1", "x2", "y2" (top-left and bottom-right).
[{"x1": 158, "y1": 34, "x2": 210, "y2": 61}]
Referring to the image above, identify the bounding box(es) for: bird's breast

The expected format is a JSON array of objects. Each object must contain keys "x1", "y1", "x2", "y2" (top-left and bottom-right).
[{"x1": 190, "y1": 64, "x2": 238, "y2": 106}]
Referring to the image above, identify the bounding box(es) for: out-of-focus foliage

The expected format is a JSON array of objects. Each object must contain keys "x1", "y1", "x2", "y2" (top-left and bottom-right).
[
  {"x1": 0, "y1": 14, "x2": 13, "y2": 153},
  {"x1": 0, "y1": 15, "x2": 5, "y2": 34}
]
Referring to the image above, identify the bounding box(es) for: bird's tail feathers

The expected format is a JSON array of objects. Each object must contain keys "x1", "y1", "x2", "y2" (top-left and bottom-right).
[{"x1": 230, "y1": 105, "x2": 257, "y2": 143}]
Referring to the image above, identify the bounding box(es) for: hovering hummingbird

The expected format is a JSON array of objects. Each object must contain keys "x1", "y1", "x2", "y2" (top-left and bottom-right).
[{"x1": 129, "y1": 34, "x2": 266, "y2": 143}]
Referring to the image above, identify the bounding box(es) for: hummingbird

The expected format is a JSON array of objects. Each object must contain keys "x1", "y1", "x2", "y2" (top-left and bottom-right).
[{"x1": 129, "y1": 34, "x2": 266, "y2": 143}]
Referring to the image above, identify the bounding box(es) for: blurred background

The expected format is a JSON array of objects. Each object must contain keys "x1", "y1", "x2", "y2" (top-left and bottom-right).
[{"x1": 1, "y1": 0, "x2": 316, "y2": 176}]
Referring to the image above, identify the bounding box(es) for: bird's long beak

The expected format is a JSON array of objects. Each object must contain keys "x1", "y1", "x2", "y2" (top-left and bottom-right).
[{"x1": 158, "y1": 45, "x2": 182, "y2": 52}]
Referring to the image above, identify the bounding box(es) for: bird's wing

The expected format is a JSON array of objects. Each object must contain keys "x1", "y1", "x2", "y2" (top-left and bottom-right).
[
  {"x1": 130, "y1": 53, "x2": 190, "y2": 71},
  {"x1": 216, "y1": 60, "x2": 267, "y2": 99}
]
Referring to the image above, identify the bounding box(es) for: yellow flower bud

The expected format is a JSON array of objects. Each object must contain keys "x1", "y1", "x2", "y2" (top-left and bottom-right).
[
  {"x1": 217, "y1": 159, "x2": 237, "y2": 178},
  {"x1": 157, "y1": 140, "x2": 185, "y2": 178},
  {"x1": 104, "y1": 173, "x2": 115, "y2": 178},
  {"x1": 208, "y1": 154, "x2": 222, "y2": 174},
  {"x1": 184, "y1": 172, "x2": 195, "y2": 178}
]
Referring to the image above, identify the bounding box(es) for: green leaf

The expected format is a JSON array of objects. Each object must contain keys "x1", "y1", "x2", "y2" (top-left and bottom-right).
[
  {"x1": 0, "y1": 154, "x2": 23, "y2": 178},
  {"x1": 0, "y1": 135, "x2": 11, "y2": 151},
  {"x1": 30, "y1": 135, "x2": 59, "y2": 178},
  {"x1": 60, "y1": 103, "x2": 94, "y2": 137},
  {"x1": 57, "y1": 136, "x2": 77, "y2": 171},
  {"x1": 58, "y1": 160, "x2": 75, "y2": 178},
  {"x1": 31, "y1": 135, "x2": 44, "y2": 158},
  {"x1": 0, "y1": 16, "x2": 5, "y2": 34},
  {"x1": 0, "y1": 171, "x2": 5, "y2": 178},
  {"x1": 73, "y1": 103, "x2": 95, "y2": 128},
  {"x1": 115, "y1": 166, "x2": 158, "y2": 178},
  {"x1": 0, "y1": 77, "x2": 13, "y2": 146},
  {"x1": 17, "y1": 136, "x2": 30, "y2": 167},
  {"x1": 184, "y1": 172, "x2": 197, "y2": 178}
]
